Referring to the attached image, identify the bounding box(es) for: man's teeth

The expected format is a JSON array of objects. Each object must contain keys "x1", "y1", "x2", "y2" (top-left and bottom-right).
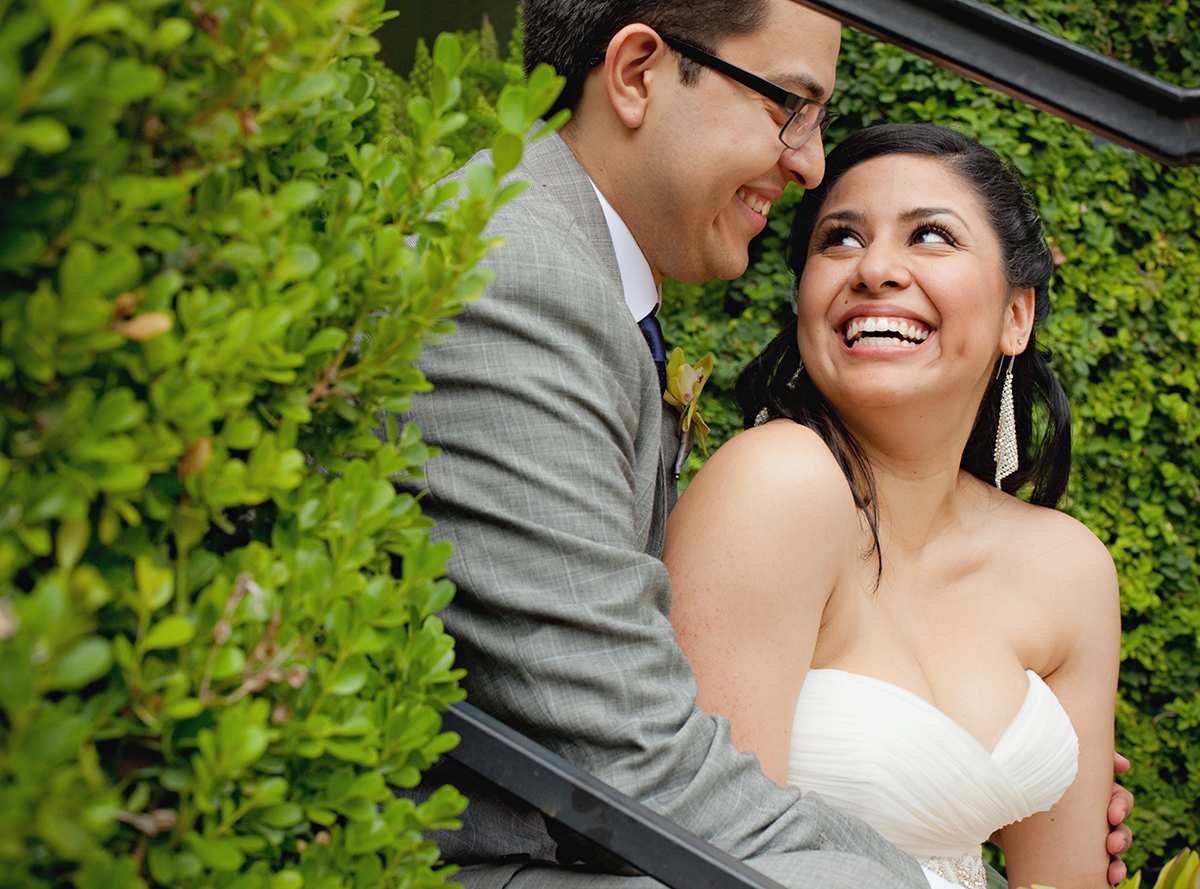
[
  {"x1": 737, "y1": 188, "x2": 772, "y2": 217},
  {"x1": 844, "y1": 316, "x2": 931, "y2": 346}
]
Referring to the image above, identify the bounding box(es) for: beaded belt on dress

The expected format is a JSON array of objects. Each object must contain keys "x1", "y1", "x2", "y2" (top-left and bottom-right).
[{"x1": 923, "y1": 853, "x2": 986, "y2": 889}]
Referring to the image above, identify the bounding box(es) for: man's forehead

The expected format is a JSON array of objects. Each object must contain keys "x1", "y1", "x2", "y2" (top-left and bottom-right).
[
  {"x1": 717, "y1": 49, "x2": 835, "y2": 103},
  {"x1": 715, "y1": 2, "x2": 840, "y2": 100}
]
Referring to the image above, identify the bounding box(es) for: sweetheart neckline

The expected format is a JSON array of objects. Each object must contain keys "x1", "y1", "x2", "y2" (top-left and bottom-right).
[{"x1": 803, "y1": 667, "x2": 1041, "y2": 757}]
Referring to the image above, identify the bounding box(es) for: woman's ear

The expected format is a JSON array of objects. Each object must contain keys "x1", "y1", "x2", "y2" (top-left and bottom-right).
[
  {"x1": 602, "y1": 25, "x2": 670, "y2": 129},
  {"x1": 1003, "y1": 286, "x2": 1036, "y2": 355}
]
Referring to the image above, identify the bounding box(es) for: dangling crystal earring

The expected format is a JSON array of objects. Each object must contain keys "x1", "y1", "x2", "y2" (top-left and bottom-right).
[
  {"x1": 756, "y1": 358, "x2": 804, "y2": 427},
  {"x1": 994, "y1": 350, "x2": 1018, "y2": 488},
  {"x1": 786, "y1": 357, "x2": 805, "y2": 389}
]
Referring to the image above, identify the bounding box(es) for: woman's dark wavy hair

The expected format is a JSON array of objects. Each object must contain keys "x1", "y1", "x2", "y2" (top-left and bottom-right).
[{"x1": 736, "y1": 123, "x2": 1072, "y2": 568}]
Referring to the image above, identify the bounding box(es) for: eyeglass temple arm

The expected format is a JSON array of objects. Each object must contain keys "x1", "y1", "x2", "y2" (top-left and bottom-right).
[{"x1": 660, "y1": 36, "x2": 801, "y2": 111}]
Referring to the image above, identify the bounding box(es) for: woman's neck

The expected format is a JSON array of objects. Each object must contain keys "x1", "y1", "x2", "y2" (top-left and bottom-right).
[{"x1": 845, "y1": 403, "x2": 982, "y2": 555}]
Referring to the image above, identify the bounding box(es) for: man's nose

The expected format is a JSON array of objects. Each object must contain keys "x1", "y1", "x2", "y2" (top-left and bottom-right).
[{"x1": 781, "y1": 132, "x2": 826, "y2": 190}]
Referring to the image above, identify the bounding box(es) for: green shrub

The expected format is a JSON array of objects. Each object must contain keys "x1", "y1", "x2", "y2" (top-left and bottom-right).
[{"x1": 0, "y1": 1, "x2": 561, "y2": 887}]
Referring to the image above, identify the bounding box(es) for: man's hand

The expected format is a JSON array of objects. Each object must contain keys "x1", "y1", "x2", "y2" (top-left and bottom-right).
[{"x1": 1106, "y1": 752, "x2": 1134, "y2": 886}]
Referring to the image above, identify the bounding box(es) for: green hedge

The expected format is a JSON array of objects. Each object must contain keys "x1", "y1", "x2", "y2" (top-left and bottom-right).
[
  {"x1": 405, "y1": 5, "x2": 1199, "y2": 878},
  {"x1": 0, "y1": 1, "x2": 560, "y2": 886}
]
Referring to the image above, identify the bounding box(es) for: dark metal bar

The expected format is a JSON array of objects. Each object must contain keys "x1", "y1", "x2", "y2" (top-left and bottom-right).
[
  {"x1": 792, "y1": 0, "x2": 1200, "y2": 166},
  {"x1": 441, "y1": 701, "x2": 788, "y2": 889}
]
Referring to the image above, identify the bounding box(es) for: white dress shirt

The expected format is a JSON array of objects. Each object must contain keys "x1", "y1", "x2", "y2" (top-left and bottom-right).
[{"x1": 588, "y1": 180, "x2": 661, "y2": 322}]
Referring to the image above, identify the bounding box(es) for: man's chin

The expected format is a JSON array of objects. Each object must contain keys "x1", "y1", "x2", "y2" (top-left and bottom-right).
[
  {"x1": 656, "y1": 236, "x2": 753, "y2": 285},
  {"x1": 714, "y1": 253, "x2": 753, "y2": 282},
  {"x1": 677, "y1": 252, "x2": 751, "y2": 285}
]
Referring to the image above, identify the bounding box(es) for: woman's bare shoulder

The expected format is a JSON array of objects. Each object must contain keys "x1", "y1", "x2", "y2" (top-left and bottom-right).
[
  {"x1": 1008, "y1": 500, "x2": 1119, "y2": 611},
  {"x1": 684, "y1": 419, "x2": 856, "y2": 510},
  {"x1": 666, "y1": 419, "x2": 860, "y2": 575}
]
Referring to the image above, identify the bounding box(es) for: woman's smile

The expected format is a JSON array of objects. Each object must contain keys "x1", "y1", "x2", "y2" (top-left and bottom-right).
[{"x1": 843, "y1": 314, "x2": 932, "y2": 349}]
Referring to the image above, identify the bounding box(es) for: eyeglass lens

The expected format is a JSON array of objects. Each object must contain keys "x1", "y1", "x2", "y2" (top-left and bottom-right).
[{"x1": 782, "y1": 103, "x2": 828, "y2": 149}]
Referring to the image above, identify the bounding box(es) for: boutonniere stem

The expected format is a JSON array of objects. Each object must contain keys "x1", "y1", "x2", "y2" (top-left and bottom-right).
[{"x1": 663, "y1": 348, "x2": 714, "y2": 457}]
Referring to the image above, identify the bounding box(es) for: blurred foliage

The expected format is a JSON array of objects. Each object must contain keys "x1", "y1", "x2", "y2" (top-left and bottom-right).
[
  {"x1": 977, "y1": 0, "x2": 1197, "y2": 86},
  {"x1": 419, "y1": 2, "x2": 1199, "y2": 877},
  {"x1": 394, "y1": 11, "x2": 529, "y2": 165},
  {"x1": 0, "y1": 0, "x2": 561, "y2": 886},
  {"x1": 1118, "y1": 847, "x2": 1200, "y2": 889}
]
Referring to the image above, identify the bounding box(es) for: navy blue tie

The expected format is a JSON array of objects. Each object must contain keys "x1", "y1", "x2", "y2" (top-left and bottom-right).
[{"x1": 638, "y1": 313, "x2": 668, "y2": 392}]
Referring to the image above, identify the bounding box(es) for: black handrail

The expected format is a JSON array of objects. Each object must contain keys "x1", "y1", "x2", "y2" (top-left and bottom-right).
[
  {"x1": 441, "y1": 701, "x2": 788, "y2": 889},
  {"x1": 794, "y1": 0, "x2": 1200, "y2": 166}
]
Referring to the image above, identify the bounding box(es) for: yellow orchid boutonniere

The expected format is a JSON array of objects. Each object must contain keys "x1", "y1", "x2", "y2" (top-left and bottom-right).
[{"x1": 663, "y1": 347, "x2": 715, "y2": 456}]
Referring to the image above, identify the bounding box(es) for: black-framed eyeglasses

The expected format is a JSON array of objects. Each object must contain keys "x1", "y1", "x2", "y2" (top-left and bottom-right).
[{"x1": 660, "y1": 35, "x2": 835, "y2": 151}]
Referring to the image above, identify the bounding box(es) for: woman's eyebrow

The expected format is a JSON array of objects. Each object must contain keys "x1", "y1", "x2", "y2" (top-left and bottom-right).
[
  {"x1": 814, "y1": 208, "x2": 867, "y2": 228},
  {"x1": 902, "y1": 206, "x2": 972, "y2": 230}
]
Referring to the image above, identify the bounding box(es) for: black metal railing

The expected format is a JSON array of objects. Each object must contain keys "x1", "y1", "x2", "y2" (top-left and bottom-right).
[
  {"x1": 441, "y1": 702, "x2": 788, "y2": 889},
  {"x1": 795, "y1": 0, "x2": 1200, "y2": 166}
]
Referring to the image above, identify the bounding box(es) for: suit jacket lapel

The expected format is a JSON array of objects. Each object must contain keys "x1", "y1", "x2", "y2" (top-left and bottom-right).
[{"x1": 520, "y1": 135, "x2": 679, "y2": 559}]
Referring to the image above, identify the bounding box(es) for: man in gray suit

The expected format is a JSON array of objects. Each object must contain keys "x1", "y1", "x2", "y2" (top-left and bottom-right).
[{"x1": 402, "y1": 1, "x2": 1132, "y2": 886}]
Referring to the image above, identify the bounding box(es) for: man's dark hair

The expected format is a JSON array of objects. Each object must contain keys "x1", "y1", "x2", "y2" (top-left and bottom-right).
[
  {"x1": 738, "y1": 123, "x2": 1071, "y2": 574},
  {"x1": 523, "y1": 0, "x2": 770, "y2": 119}
]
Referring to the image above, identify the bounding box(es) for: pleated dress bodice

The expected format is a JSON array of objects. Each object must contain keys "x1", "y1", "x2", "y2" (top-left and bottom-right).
[{"x1": 787, "y1": 668, "x2": 1078, "y2": 866}]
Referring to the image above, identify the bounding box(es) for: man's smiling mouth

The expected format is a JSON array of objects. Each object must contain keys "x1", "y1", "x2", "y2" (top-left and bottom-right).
[
  {"x1": 737, "y1": 188, "x2": 772, "y2": 218},
  {"x1": 844, "y1": 316, "x2": 931, "y2": 347}
]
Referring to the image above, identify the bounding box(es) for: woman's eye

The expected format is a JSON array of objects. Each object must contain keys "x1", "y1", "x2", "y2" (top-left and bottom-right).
[
  {"x1": 819, "y1": 228, "x2": 864, "y2": 249},
  {"x1": 914, "y1": 226, "x2": 954, "y2": 245}
]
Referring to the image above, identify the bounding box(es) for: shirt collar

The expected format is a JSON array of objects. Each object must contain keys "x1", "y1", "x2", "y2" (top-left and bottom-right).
[{"x1": 588, "y1": 178, "x2": 662, "y2": 321}]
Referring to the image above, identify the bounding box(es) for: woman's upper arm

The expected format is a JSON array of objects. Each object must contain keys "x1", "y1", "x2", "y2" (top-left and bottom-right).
[
  {"x1": 1001, "y1": 527, "x2": 1121, "y2": 889},
  {"x1": 663, "y1": 422, "x2": 856, "y2": 784}
]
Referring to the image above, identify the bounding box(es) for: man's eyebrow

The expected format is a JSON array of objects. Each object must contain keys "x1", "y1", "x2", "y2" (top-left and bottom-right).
[{"x1": 774, "y1": 72, "x2": 829, "y2": 102}]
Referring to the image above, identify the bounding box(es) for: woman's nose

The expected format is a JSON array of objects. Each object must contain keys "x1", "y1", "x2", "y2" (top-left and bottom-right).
[{"x1": 851, "y1": 240, "x2": 912, "y2": 294}]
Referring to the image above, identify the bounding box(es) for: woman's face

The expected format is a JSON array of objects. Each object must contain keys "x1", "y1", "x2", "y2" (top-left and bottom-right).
[{"x1": 795, "y1": 153, "x2": 1022, "y2": 422}]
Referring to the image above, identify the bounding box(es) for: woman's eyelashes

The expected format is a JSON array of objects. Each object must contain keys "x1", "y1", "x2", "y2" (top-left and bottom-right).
[
  {"x1": 813, "y1": 221, "x2": 961, "y2": 252},
  {"x1": 814, "y1": 226, "x2": 864, "y2": 250},
  {"x1": 911, "y1": 223, "x2": 957, "y2": 246}
]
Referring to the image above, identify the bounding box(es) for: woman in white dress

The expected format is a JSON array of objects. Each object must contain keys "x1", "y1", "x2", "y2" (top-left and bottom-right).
[{"x1": 663, "y1": 124, "x2": 1120, "y2": 889}]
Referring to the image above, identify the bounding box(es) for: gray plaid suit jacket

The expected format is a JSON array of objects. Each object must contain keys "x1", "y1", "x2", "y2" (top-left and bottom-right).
[{"x1": 398, "y1": 133, "x2": 927, "y2": 889}]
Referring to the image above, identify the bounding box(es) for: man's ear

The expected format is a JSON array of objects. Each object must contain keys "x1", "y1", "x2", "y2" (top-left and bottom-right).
[
  {"x1": 602, "y1": 24, "x2": 671, "y2": 129},
  {"x1": 1003, "y1": 286, "x2": 1036, "y2": 355}
]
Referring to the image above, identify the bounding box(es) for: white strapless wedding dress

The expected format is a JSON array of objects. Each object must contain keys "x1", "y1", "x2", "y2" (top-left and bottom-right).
[{"x1": 787, "y1": 669, "x2": 1079, "y2": 889}]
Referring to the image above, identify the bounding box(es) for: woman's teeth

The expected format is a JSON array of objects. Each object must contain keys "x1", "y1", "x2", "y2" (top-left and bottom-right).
[{"x1": 845, "y1": 316, "x2": 931, "y2": 346}]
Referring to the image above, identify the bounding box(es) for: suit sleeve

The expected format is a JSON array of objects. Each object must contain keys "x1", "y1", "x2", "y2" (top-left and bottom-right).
[{"x1": 399, "y1": 192, "x2": 926, "y2": 889}]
